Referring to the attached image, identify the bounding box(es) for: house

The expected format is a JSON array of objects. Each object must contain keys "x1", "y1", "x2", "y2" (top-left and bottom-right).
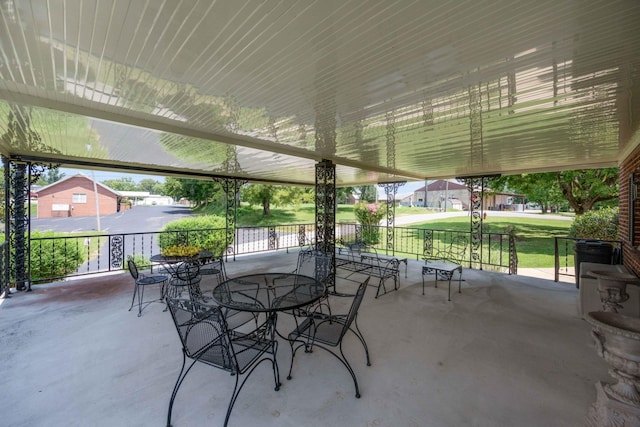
[
  {"x1": 36, "y1": 174, "x2": 123, "y2": 218},
  {"x1": 413, "y1": 180, "x2": 469, "y2": 209}
]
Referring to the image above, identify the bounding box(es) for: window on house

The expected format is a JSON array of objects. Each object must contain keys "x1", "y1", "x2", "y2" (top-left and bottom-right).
[{"x1": 72, "y1": 193, "x2": 87, "y2": 203}]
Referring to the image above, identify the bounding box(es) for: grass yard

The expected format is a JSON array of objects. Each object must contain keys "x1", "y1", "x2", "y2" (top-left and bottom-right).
[
  {"x1": 411, "y1": 216, "x2": 572, "y2": 268},
  {"x1": 202, "y1": 202, "x2": 572, "y2": 269}
]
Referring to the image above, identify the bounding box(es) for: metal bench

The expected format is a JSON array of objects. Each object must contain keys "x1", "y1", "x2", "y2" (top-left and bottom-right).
[{"x1": 335, "y1": 242, "x2": 402, "y2": 298}]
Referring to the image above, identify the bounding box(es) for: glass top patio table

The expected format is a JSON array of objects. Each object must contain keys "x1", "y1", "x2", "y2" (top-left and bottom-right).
[
  {"x1": 150, "y1": 250, "x2": 214, "y2": 274},
  {"x1": 212, "y1": 273, "x2": 326, "y2": 313}
]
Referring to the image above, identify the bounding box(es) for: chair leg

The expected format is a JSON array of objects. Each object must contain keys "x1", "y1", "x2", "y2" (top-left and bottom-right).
[
  {"x1": 225, "y1": 357, "x2": 280, "y2": 427},
  {"x1": 167, "y1": 353, "x2": 193, "y2": 427},
  {"x1": 351, "y1": 317, "x2": 371, "y2": 366},
  {"x1": 128, "y1": 283, "x2": 138, "y2": 312},
  {"x1": 137, "y1": 284, "x2": 145, "y2": 316}
]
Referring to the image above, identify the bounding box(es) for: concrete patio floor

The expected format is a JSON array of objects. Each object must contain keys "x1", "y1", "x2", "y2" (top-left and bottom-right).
[{"x1": 0, "y1": 251, "x2": 609, "y2": 426}]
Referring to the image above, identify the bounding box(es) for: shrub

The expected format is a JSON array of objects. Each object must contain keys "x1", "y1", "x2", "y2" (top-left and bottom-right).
[
  {"x1": 159, "y1": 215, "x2": 228, "y2": 256},
  {"x1": 29, "y1": 231, "x2": 85, "y2": 281},
  {"x1": 568, "y1": 207, "x2": 619, "y2": 241},
  {"x1": 354, "y1": 202, "x2": 385, "y2": 244}
]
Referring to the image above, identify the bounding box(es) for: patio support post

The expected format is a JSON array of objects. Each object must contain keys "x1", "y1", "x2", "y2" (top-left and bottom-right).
[
  {"x1": 315, "y1": 159, "x2": 336, "y2": 257},
  {"x1": 215, "y1": 178, "x2": 245, "y2": 261},
  {"x1": 468, "y1": 177, "x2": 485, "y2": 270},
  {"x1": 8, "y1": 160, "x2": 29, "y2": 291},
  {"x1": 2, "y1": 156, "x2": 10, "y2": 297},
  {"x1": 379, "y1": 182, "x2": 405, "y2": 256}
]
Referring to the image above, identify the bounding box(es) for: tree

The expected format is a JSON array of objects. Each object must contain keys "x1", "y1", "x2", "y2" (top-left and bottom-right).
[
  {"x1": 488, "y1": 168, "x2": 618, "y2": 215},
  {"x1": 36, "y1": 168, "x2": 65, "y2": 185},
  {"x1": 337, "y1": 187, "x2": 355, "y2": 204},
  {"x1": 138, "y1": 178, "x2": 161, "y2": 193},
  {"x1": 164, "y1": 177, "x2": 184, "y2": 201},
  {"x1": 102, "y1": 177, "x2": 137, "y2": 191},
  {"x1": 242, "y1": 184, "x2": 308, "y2": 216},
  {"x1": 358, "y1": 185, "x2": 377, "y2": 203},
  {"x1": 487, "y1": 173, "x2": 564, "y2": 213},
  {"x1": 162, "y1": 177, "x2": 220, "y2": 208},
  {"x1": 556, "y1": 168, "x2": 618, "y2": 215}
]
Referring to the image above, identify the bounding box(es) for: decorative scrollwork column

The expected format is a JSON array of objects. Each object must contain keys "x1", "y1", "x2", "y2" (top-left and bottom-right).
[
  {"x1": 2, "y1": 156, "x2": 10, "y2": 297},
  {"x1": 467, "y1": 177, "x2": 485, "y2": 269},
  {"x1": 316, "y1": 160, "x2": 336, "y2": 290},
  {"x1": 315, "y1": 160, "x2": 336, "y2": 255},
  {"x1": 215, "y1": 177, "x2": 246, "y2": 260},
  {"x1": 379, "y1": 182, "x2": 405, "y2": 255}
]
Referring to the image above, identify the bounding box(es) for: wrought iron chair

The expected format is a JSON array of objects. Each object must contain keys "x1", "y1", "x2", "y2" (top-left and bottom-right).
[
  {"x1": 166, "y1": 297, "x2": 280, "y2": 427},
  {"x1": 167, "y1": 261, "x2": 202, "y2": 300},
  {"x1": 198, "y1": 255, "x2": 226, "y2": 280},
  {"x1": 290, "y1": 248, "x2": 335, "y2": 317},
  {"x1": 127, "y1": 259, "x2": 168, "y2": 317},
  {"x1": 287, "y1": 277, "x2": 371, "y2": 398}
]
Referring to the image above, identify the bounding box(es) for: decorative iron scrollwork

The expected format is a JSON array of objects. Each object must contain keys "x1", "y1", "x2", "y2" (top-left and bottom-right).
[
  {"x1": 298, "y1": 225, "x2": 307, "y2": 246},
  {"x1": 110, "y1": 235, "x2": 124, "y2": 269}
]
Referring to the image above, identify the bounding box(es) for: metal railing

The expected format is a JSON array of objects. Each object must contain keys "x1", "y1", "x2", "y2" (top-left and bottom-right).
[
  {"x1": 0, "y1": 242, "x2": 9, "y2": 296},
  {"x1": 27, "y1": 223, "x2": 517, "y2": 284},
  {"x1": 554, "y1": 237, "x2": 623, "y2": 282}
]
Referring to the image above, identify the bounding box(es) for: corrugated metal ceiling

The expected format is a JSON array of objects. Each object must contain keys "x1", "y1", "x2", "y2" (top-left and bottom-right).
[{"x1": 0, "y1": 0, "x2": 639, "y2": 186}]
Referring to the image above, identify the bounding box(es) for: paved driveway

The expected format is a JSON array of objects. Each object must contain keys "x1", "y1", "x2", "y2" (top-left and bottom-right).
[{"x1": 31, "y1": 205, "x2": 194, "y2": 234}]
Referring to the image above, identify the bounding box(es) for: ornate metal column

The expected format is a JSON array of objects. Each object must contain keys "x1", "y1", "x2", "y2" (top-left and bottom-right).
[
  {"x1": 215, "y1": 177, "x2": 245, "y2": 260},
  {"x1": 379, "y1": 182, "x2": 404, "y2": 256},
  {"x1": 2, "y1": 156, "x2": 10, "y2": 297},
  {"x1": 315, "y1": 159, "x2": 336, "y2": 255},
  {"x1": 467, "y1": 177, "x2": 485, "y2": 269},
  {"x1": 7, "y1": 160, "x2": 29, "y2": 290}
]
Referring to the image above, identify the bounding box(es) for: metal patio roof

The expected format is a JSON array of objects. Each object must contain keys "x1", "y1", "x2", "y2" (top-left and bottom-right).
[{"x1": 1, "y1": 1, "x2": 639, "y2": 186}]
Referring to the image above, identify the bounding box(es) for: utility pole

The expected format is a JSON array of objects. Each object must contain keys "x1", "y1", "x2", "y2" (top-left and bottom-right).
[{"x1": 92, "y1": 171, "x2": 101, "y2": 231}]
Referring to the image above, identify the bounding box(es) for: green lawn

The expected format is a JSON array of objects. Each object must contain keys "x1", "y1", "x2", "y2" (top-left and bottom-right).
[
  {"x1": 197, "y1": 203, "x2": 572, "y2": 269},
  {"x1": 410, "y1": 216, "x2": 572, "y2": 268}
]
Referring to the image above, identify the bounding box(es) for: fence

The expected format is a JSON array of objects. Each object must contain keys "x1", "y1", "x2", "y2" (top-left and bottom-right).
[
  {"x1": 26, "y1": 223, "x2": 517, "y2": 284},
  {"x1": 554, "y1": 237, "x2": 623, "y2": 282},
  {"x1": 0, "y1": 242, "x2": 8, "y2": 296}
]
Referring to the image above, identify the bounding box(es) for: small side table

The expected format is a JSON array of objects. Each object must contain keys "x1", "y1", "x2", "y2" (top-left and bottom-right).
[{"x1": 422, "y1": 261, "x2": 463, "y2": 301}]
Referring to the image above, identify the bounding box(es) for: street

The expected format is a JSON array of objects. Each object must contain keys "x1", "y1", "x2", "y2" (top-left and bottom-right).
[{"x1": 31, "y1": 205, "x2": 194, "y2": 234}]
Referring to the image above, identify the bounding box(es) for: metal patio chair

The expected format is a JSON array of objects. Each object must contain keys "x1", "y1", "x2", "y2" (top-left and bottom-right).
[
  {"x1": 167, "y1": 261, "x2": 202, "y2": 300},
  {"x1": 287, "y1": 277, "x2": 371, "y2": 398},
  {"x1": 127, "y1": 259, "x2": 168, "y2": 317},
  {"x1": 166, "y1": 297, "x2": 280, "y2": 427},
  {"x1": 289, "y1": 248, "x2": 335, "y2": 317}
]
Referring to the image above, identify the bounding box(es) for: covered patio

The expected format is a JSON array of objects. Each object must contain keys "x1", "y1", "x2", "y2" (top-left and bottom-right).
[
  {"x1": 0, "y1": 251, "x2": 608, "y2": 426},
  {"x1": 1, "y1": 1, "x2": 640, "y2": 425}
]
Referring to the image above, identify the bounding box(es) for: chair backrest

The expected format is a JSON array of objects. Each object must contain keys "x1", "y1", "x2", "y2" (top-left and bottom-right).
[
  {"x1": 172, "y1": 261, "x2": 203, "y2": 299},
  {"x1": 339, "y1": 277, "x2": 370, "y2": 341},
  {"x1": 175, "y1": 261, "x2": 201, "y2": 282},
  {"x1": 166, "y1": 297, "x2": 236, "y2": 372},
  {"x1": 296, "y1": 249, "x2": 334, "y2": 284},
  {"x1": 200, "y1": 256, "x2": 228, "y2": 283},
  {"x1": 127, "y1": 259, "x2": 139, "y2": 280},
  {"x1": 449, "y1": 235, "x2": 468, "y2": 264}
]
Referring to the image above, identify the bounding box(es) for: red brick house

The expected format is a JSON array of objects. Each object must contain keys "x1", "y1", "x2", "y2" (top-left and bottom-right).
[{"x1": 36, "y1": 174, "x2": 122, "y2": 218}]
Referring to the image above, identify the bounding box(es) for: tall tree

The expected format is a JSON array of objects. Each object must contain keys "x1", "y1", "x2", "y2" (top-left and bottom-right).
[
  {"x1": 102, "y1": 177, "x2": 137, "y2": 191},
  {"x1": 557, "y1": 168, "x2": 618, "y2": 214},
  {"x1": 242, "y1": 184, "x2": 308, "y2": 216},
  {"x1": 138, "y1": 178, "x2": 161, "y2": 193},
  {"x1": 488, "y1": 168, "x2": 618, "y2": 214},
  {"x1": 358, "y1": 185, "x2": 377, "y2": 203},
  {"x1": 35, "y1": 168, "x2": 65, "y2": 185}
]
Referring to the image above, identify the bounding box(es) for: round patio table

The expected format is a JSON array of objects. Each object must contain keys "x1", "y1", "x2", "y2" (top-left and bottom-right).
[{"x1": 212, "y1": 273, "x2": 326, "y2": 313}]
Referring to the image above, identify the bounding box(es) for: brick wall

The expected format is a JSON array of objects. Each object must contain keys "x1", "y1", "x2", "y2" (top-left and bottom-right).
[
  {"x1": 38, "y1": 176, "x2": 119, "y2": 219},
  {"x1": 620, "y1": 145, "x2": 640, "y2": 275}
]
